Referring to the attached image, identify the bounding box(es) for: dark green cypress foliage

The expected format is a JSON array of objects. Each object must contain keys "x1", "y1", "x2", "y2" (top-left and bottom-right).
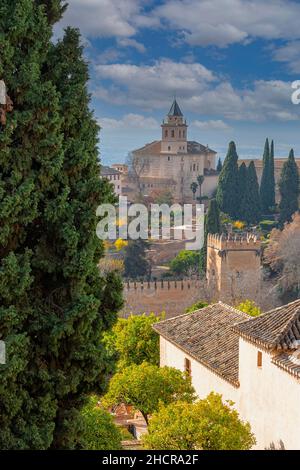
[
  {"x1": 0, "y1": 3, "x2": 123, "y2": 449},
  {"x1": 199, "y1": 199, "x2": 221, "y2": 272},
  {"x1": 269, "y1": 140, "x2": 275, "y2": 208},
  {"x1": 216, "y1": 157, "x2": 222, "y2": 172},
  {"x1": 216, "y1": 141, "x2": 239, "y2": 219},
  {"x1": 279, "y1": 149, "x2": 299, "y2": 225},
  {"x1": 240, "y1": 161, "x2": 261, "y2": 225},
  {"x1": 124, "y1": 240, "x2": 149, "y2": 279},
  {"x1": 237, "y1": 162, "x2": 247, "y2": 218},
  {"x1": 0, "y1": 0, "x2": 64, "y2": 449},
  {"x1": 260, "y1": 138, "x2": 270, "y2": 213}
]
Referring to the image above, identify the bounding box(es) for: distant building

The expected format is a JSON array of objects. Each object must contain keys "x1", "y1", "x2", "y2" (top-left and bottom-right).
[
  {"x1": 100, "y1": 165, "x2": 123, "y2": 196},
  {"x1": 154, "y1": 299, "x2": 300, "y2": 449},
  {"x1": 131, "y1": 99, "x2": 218, "y2": 203}
]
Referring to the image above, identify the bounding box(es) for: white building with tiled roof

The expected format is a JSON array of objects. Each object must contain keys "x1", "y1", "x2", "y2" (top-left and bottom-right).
[
  {"x1": 154, "y1": 299, "x2": 300, "y2": 450},
  {"x1": 131, "y1": 100, "x2": 218, "y2": 203}
]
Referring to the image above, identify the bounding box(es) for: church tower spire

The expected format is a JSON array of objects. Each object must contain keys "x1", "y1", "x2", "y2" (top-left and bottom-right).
[{"x1": 161, "y1": 99, "x2": 188, "y2": 154}]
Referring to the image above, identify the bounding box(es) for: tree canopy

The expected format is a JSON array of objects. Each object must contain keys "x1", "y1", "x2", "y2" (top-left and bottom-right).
[
  {"x1": 216, "y1": 141, "x2": 239, "y2": 219},
  {"x1": 279, "y1": 149, "x2": 299, "y2": 225},
  {"x1": 103, "y1": 363, "x2": 196, "y2": 424},
  {"x1": 0, "y1": 1, "x2": 122, "y2": 449},
  {"x1": 103, "y1": 313, "x2": 161, "y2": 369},
  {"x1": 142, "y1": 393, "x2": 256, "y2": 450}
]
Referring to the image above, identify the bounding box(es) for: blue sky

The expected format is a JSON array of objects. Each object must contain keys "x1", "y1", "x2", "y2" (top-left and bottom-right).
[{"x1": 56, "y1": 0, "x2": 300, "y2": 165}]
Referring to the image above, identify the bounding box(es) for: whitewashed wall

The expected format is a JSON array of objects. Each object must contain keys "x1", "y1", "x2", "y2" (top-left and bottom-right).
[
  {"x1": 238, "y1": 338, "x2": 300, "y2": 450},
  {"x1": 160, "y1": 336, "x2": 300, "y2": 450}
]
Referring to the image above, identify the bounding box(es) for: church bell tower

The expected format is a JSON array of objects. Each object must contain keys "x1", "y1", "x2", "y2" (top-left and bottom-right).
[{"x1": 161, "y1": 99, "x2": 188, "y2": 154}]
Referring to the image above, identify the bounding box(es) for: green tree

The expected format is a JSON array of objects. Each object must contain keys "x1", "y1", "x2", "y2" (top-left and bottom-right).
[
  {"x1": 124, "y1": 240, "x2": 149, "y2": 279},
  {"x1": 104, "y1": 313, "x2": 162, "y2": 368},
  {"x1": 185, "y1": 301, "x2": 208, "y2": 313},
  {"x1": 217, "y1": 158, "x2": 223, "y2": 173},
  {"x1": 216, "y1": 141, "x2": 239, "y2": 219},
  {"x1": 170, "y1": 250, "x2": 200, "y2": 276},
  {"x1": 143, "y1": 393, "x2": 255, "y2": 450},
  {"x1": 279, "y1": 149, "x2": 299, "y2": 225},
  {"x1": 190, "y1": 182, "x2": 198, "y2": 200},
  {"x1": 196, "y1": 175, "x2": 205, "y2": 203},
  {"x1": 237, "y1": 162, "x2": 247, "y2": 217},
  {"x1": 103, "y1": 363, "x2": 196, "y2": 424},
  {"x1": 200, "y1": 198, "x2": 221, "y2": 272},
  {"x1": 80, "y1": 395, "x2": 122, "y2": 450},
  {"x1": 260, "y1": 138, "x2": 271, "y2": 213},
  {"x1": 240, "y1": 161, "x2": 261, "y2": 225},
  {"x1": 237, "y1": 300, "x2": 261, "y2": 317},
  {"x1": 269, "y1": 140, "x2": 276, "y2": 208},
  {"x1": 0, "y1": 3, "x2": 123, "y2": 449}
]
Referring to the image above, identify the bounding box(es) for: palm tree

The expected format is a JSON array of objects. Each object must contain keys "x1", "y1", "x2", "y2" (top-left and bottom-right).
[
  {"x1": 190, "y1": 182, "x2": 198, "y2": 200},
  {"x1": 197, "y1": 175, "x2": 205, "y2": 203}
]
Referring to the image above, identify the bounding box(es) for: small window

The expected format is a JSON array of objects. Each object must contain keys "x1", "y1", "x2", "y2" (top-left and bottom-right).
[
  {"x1": 171, "y1": 130, "x2": 175, "y2": 138},
  {"x1": 179, "y1": 130, "x2": 181, "y2": 138},
  {"x1": 257, "y1": 351, "x2": 262, "y2": 368},
  {"x1": 165, "y1": 130, "x2": 168, "y2": 138},
  {"x1": 184, "y1": 358, "x2": 191, "y2": 377},
  {"x1": 193, "y1": 164, "x2": 196, "y2": 171},
  {"x1": 168, "y1": 156, "x2": 171, "y2": 161},
  {"x1": 168, "y1": 146, "x2": 171, "y2": 151},
  {"x1": 183, "y1": 131, "x2": 185, "y2": 138}
]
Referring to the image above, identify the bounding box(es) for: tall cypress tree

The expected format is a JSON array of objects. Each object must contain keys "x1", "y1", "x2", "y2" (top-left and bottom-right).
[
  {"x1": 0, "y1": 2, "x2": 123, "y2": 449},
  {"x1": 216, "y1": 141, "x2": 239, "y2": 219},
  {"x1": 216, "y1": 157, "x2": 222, "y2": 172},
  {"x1": 240, "y1": 161, "x2": 261, "y2": 225},
  {"x1": 199, "y1": 199, "x2": 221, "y2": 272},
  {"x1": 260, "y1": 138, "x2": 270, "y2": 213},
  {"x1": 269, "y1": 140, "x2": 275, "y2": 208},
  {"x1": 279, "y1": 149, "x2": 299, "y2": 225},
  {"x1": 237, "y1": 162, "x2": 247, "y2": 219}
]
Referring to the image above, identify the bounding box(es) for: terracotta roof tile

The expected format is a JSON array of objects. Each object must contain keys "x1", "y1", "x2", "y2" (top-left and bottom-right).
[
  {"x1": 232, "y1": 299, "x2": 300, "y2": 351},
  {"x1": 153, "y1": 302, "x2": 248, "y2": 386}
]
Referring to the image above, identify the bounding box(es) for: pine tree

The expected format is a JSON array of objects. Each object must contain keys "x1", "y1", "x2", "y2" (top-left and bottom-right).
[
  {"x1": 217, "y1": 158, "x2": 222, "y2": 172},
  {"x1": 199, "y1": 199, "x2": 221, "y2": 272},
  {"x1": 216, "y1": 141, "x2": 239, "y2": 219},
  {"x1": 279, "y1": 149, "x2": 299, "y2": 225},
  {"x1": 0, "y1": 2, "x2": 123, "y2": 449},
  {"x1": 240, "y1": 161, "x2": 261, "y2": 225},
  {"x1": 237, "y1": 162, "x2": 247, "y2": 218},
  {"x1": 260, "y1": 138, "x2": 270, "y2": 213},
  {"x1": 269, "y1": 140, "x2": 275, "y2": 208}
]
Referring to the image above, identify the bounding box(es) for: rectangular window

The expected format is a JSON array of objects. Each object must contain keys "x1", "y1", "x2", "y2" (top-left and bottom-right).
[
  {"x1": 257, "y1": 351, "x2": 262, "y2": 368},
  {"x1": 165, "y1": 130, "x2": 168, "y2": 137},
  {"x1": 184, "y1": 358, "x2": 191, "y2": 376},
  {"x1": 171, "y1": 130, "x2": 175, "y2": 138}
]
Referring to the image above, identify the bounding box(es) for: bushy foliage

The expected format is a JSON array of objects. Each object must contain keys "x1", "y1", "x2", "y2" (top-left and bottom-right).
[
  {"x1": 103, "y1": 363, "x2": 196, "y2": 424},
  {"x1": 103, "y1": 313, "x2": 162, "y2": 368},
  {"x1": 80, "y1": 396, "x2": 122, "y2": 450},
  {"x1": 185, "y1": 301, "x2": 208, "y2": 313},
  {"x1": 237, "y1": 300, "x2": 261, "y2": 317},
  {"x1": 143, "y1": 393, "x2": 256, "y2": 450},
  {"x1": 170, "y1": 250, "x2": 200, "y2": 276},
  {"x1": 216, "y1": 141, "x2": 239, "y2": 219},
  {"x1": 279, "y1": 149, "x2": 299, "y2": 225}
]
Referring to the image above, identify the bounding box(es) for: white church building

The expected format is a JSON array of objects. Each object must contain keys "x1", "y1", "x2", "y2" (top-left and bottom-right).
[{"x1": 154, "y1": 299, "x2": 300, "y2": 450}]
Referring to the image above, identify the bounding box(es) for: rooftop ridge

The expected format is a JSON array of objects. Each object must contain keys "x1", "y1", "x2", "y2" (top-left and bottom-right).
[{"x1": 233, "y1": 298, "x2": 300, "y2": 350}]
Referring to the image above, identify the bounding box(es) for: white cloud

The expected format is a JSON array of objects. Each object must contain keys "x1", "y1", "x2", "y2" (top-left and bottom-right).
[
  {"x1": 56, "y1": 0, "x2": 141, "y2": 38},
  {"x1": 99, "y1": 114, "x2": 159, "y2": 130},
  {"x1": 117, "y1": 38, "x2": 146, "y2": 53},
  {"x1": 95, "y1": 59, "x2": 216, "y2": 108},
  {"x1": 154, "y1": 0, "x2": 300, "y2": 47},
  {"x1": 94, "y1": 59, "x2": 300, "y2": 122},
  {"x1": 272, "y1": 41, "x2": 300, "y2": 73},
  {"x1": 192, "y1": 119, "x2": 232, "y2": 130}
]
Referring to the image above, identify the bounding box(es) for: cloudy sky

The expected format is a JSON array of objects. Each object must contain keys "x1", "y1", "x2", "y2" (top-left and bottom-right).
[{"x1": 56, "y1": 0, "x2": 300, "y2": 165}]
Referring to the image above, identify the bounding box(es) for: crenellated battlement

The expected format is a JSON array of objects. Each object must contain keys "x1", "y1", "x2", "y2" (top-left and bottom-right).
[{"x1": 207, "y1": 233, "x2": 260, "y2": 251}]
